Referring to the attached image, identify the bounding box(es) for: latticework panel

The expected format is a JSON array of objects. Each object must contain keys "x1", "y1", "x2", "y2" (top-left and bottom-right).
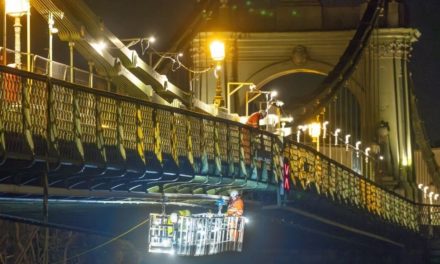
[
  {"x1": 202, "y1": 120, "x2": 215, "y2": 160},
  {"x1": 97, "y1": 97, "x2": 120, "y2": 163},
  {"x1": 156, "y1": 109, "x2": 172, "y2": 155},
  {"x1": 119, "y1": 101, "x2": 137, "y2": 152},
  {"x1": 241, "y1": 128, "x2": 251, "y2": 165},
  {"x1": 139, "y1": 105, "x2": 154, "y2": 152},
  {"x1": 228, "y1": 125, "x2": 240, "y2": 164},
  {"x1": 77, "y1": 92, "x2": 100, "y2": 164},
  {"x1": 174, "y1": 113, "x2": 188, "y2": 157},
  {"x1": 217, "y1": 122, "x2": 228, "y2": 162},
  {"x1": 190, "y1": 117, "x2": 201, "y2": 159},
  {"x1": 52, "y1": 84, "x2": 79, "y2": 161},
  {"x1": 29, "y1": 78, "x2": 48, "y2": 156},
  {"x1": 0, "y1": 72, "x2": 26, "y2": 154}
]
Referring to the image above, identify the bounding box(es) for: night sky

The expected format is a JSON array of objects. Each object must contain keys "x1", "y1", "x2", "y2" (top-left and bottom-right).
[
  {"x1": 407, "y1": 0, "x2": 440, "y2": 146},
  {"x1": 5, "y1": 0, "x2": 440, "y2": 145}
]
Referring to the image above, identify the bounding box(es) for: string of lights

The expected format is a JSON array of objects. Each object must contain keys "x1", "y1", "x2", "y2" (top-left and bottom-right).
[{"x1": 123, "y1": 37, "x2": 213, "y2": 74}]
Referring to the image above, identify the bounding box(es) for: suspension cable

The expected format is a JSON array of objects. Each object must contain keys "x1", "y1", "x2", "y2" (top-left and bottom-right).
[{"x1": 293, "y1": 0, "x2": 385, "y2": 125}]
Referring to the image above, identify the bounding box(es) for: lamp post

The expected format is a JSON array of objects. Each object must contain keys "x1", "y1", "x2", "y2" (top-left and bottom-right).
[
  {"x1": 345, "y1": 134, "x2": 351, "y2": 151},
  {"x1": 355, "y1": 141, "x2": 361, "y2": 157},
  {"x1": 210, "y1": 40, "x2": 225, "y2": 107},
  {"x1": 334, "y1": 128, "x2": 341, "y2": 146},
  {"x1": 227, "y1": 82, "x2": 255, "y2": 114},
  {"x1": 322, "y1": 121, "x2": 328, "y2": 155},
  {"x1": 365, "y1": 147, "x2": 371, "y2": 162},
  {"x1": 5, "y1": 0, "x2": 30, "y2": 70},
  {"x1": 48, "y1": 13, "x2": 59, "y2": 77},
  {"x1": 333, "y1": 128, "x2": 341, "y2": 160},
  {"x1": 424, "y1": 186, "x2": 429, "y2": 200}
]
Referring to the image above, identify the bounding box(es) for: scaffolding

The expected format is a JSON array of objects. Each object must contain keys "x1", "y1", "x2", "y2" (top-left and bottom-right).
[{"x1": 148, "y1": 213, "x2": 246, "y2": 256}]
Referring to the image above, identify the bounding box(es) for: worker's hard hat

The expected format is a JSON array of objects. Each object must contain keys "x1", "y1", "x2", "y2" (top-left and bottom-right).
[{"x1": 230, "y1": 190, "x2": 239, "y2": 198}]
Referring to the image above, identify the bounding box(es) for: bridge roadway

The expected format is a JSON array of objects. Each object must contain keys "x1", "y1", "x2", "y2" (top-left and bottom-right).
[{"x1": 0, "y1": 64, "x2": 437, "y2": 250}]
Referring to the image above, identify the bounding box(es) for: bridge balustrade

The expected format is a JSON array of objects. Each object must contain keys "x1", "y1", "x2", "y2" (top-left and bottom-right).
[
  {"x1": 0, "y1": 65, "x2": 436, "y2": 232},
  {"x1": 0, "y1": 65, "x2": 280, "y2": 189},
  {"x1": 284, "y1": 140, "x2": 419, "y2": 231}
]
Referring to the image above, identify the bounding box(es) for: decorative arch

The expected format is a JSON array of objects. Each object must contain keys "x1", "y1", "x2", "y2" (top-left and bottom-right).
[
  {"x1": 242, "y1": 58, "x2": 367, "y2": 127},
  {"x1": 246, "y1": 59, "x2": 365, "y2": 107}
]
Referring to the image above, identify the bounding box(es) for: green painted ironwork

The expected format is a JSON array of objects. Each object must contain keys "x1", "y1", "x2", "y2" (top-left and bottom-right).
[{"x1": 0, "y1": 65, "x2": 439, "y2": 233}]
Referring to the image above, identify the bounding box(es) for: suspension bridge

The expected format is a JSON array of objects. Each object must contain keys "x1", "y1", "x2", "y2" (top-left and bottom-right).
[{"x1": 0, "y1": 0, "x2": 440, "y2": 262}]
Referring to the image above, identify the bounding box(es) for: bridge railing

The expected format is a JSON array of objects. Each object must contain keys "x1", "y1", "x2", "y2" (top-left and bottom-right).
[
  {"x1": 0, "y1": 47, "x2": 109, "y2": 90},
  {"x1": 0, "y1": 65, "x2": 281, "y2": 191},
  {"x1": 284, "y1": 139, "x2": 419, "y2": 231},
  {"x1": 0, "y1": 64, "x2": 437, "y2": 232}
]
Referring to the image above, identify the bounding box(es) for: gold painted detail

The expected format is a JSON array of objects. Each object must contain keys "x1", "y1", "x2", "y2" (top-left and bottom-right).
[
  {"x1": 73, "y1": 91, "x2": 84, "y2": 161},
  {"x1": 136, "y1": 108, "x2": 146, "y2": 166},
  {"x1": 96, "y1": 97, "x2": 107, "y2": 163},
  {"x1": 214, "y1": 122, "x2": 221, "y2": 175},
  {"x1": 186, "y1": 118, "x2": 194, "y2": 168},
  {"x1": 153, "y1": 110, "x2": 162, "y2": 164},
  {"x1": 170, "y1": 113, "x2": 179, "y2": 166}
]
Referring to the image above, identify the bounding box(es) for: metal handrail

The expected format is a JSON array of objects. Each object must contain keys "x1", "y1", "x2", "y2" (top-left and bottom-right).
[{"x1": 1, "y1": 47, "x2": 108, "y2": 89}]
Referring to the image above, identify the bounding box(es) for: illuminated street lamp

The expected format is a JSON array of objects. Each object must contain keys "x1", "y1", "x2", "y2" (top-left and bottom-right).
[
  {"x1": 48, "y1": 13, "x2": 60, "y2": 77},
  {"x1": 365, "y1": 147, "x2": 371, "y2": 163},
  {"x1": 355, "y1": 141, "x2": 361, "y2": 158},
  {"x1": 345, "y1": 134, "x2": 351, "y2": 151},
  {"x1": 210, "y1": 40, "x2": 225, "y2": 107},
  {"x1": 309, "y1": 122, "x2": 321, "y2": 151},
  {"x1": 424, "y1": 186, "x2": 429, "y2": 199},
  {"x1": 334, "y1": 128, "x2": 341, "y2": 146},
  {"x1": 322, "y1": 121, "x2": 329, "y2": 139},
  {"x1": 5, "y1": 0, "x2": 30, "y2": 70}
]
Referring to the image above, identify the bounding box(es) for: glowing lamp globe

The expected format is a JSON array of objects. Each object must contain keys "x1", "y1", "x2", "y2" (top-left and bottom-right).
[
  {"x1": 309, "y1": 122, "x2": 321, "y2": 138},
  {"x1": 5, "y1": 0, "x2": 30, "y2": 17},
  {"x1": 210, "y1": 40, "x2": 225, "y2": 61}
]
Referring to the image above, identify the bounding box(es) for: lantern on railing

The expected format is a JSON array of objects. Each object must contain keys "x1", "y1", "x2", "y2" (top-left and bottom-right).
[
  {"x1": 5, "y1": 0, "x2": 30, "y2": 69},
  {"x1": 210, "y1": 40, "x2": 226, "y2": 107},
  {"x1": 308, "y1": 122, "x2": 321, "y2": 140},
  {"x1": 309, "y1": 122, "x2": 321, "y2": 151}
]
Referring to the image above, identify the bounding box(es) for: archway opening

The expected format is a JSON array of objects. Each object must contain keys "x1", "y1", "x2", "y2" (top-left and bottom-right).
[
  {"x1": 259, "y1": 72, "x2": 326, "y2": 113},
  {"x1": 248, "y1": 72, "x2": 361, "y2": 140}
]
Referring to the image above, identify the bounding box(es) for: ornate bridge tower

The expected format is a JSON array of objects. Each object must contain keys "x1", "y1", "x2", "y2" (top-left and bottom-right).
[{"x1": 190, "y1": 0, "x2": 420, "y2": 199}]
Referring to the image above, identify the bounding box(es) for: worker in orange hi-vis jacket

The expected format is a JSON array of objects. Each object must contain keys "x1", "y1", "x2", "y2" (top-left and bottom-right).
[
  {"x1": 226, "y1": 190, "x2": 244, "y2": 242},
  {"x1": 227, "y1": 190, "x2": 244, "y2": 217},
  {"x1": 246, "y1": 110, "x2": 266, "y2": 129}
]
